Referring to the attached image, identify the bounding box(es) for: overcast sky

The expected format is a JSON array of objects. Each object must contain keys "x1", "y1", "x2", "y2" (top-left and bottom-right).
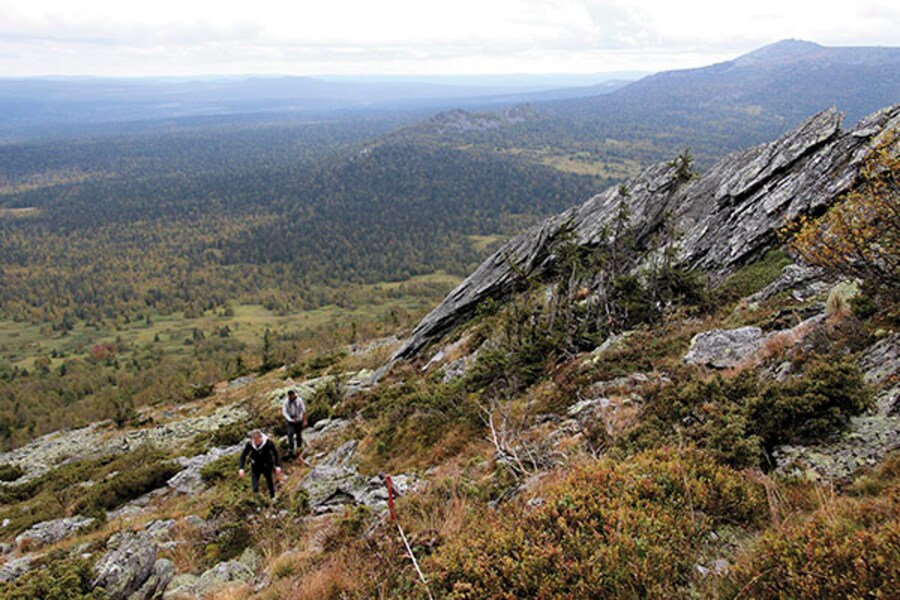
[{"x1": 1, "y1": 0, "x2": 899, "y2": 78}]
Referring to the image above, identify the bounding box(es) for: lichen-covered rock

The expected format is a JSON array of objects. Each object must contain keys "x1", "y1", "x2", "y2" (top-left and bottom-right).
[
  {"x1": 746, "y1": 263, "x2": 833, "y2": 303},
  {"x1": 92, "y1": 531, "x2": 158, "y2": 600},
  {"x1": 238, "y1": 547, "x2": 262, "y2": 573},
  {"x1": 144, "y1": 519, "x2": 176, "y2": 542},
  {"x1": 0, "y1": 403, "x2": 246, "y2": 484},
  {"x1": 301, "y1": 461, "x2": 414, "y2": 513},
  {"x1": 302, "y1": 465, "x2": 369, "y2": 510},
  {"x1": 859, "y1": 334, "x2": 900, "y2": 416},
  {"x1": 0, "y1": 555, "x2": 36, "y2": 583},
  {"x1": 161, "y1": 573, "x2": 199, "y2": 599},
  {"x1": 318, "y1": 440, "x2": 359, "y2": 467},
  {"x1": 168, "y1": 443, "x2": 243, "y2": 495},
  {"x1": 132, "y1": 558, "x2": 174, "y2": 600},
  {"x1": 14, "y1": 515, "x2": 95, "y2": 550},
  {"x1": 774, "y1": 416, "x2": 900, "y2": 480},
  {"x1": 194, "y1": 560, "x2": 254, "y2": 595},
  {"x1": 393, "y1": 104, "x2": 900, "y2": 361},
  {"x1": 684, "y1": 326, "x2": 766, "y2": 369}
]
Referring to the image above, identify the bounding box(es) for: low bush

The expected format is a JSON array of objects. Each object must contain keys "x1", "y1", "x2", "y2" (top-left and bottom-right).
[
  {"x1": 620, "y1": 355, "x2": 872, "y2": 467},
  {"x1": 200, "y1": 454, "x2": 238, "y2": 485},
  {"x1": 711, "y1": 248, "x2": 792, "y2": 304},
  {"x1": 422, "y1": 448, "x2": 768, "y2": 599},
  {"x1": 722, "y1": 483, "x2": 900, "y2": 599},
  {"x1": 748, "y1": 355, "x2": 871, "y2": 452},
  {"x1": 0, "y1": 556, "x2": 106, "y2": 600},
  {"x1": 75, "y1": 460, "x2": 183, "y2": 514},
  {"x1": 0, "y1": 463, "x2": 24, "y2": 482},
  {"x1": 207, "y1": 521, "x2": 252, "y2": 563}
]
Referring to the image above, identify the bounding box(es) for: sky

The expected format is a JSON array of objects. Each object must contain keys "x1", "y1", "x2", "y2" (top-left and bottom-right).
[{"x1": 1, "y1": 0, "x2": 899, "y2": 78}]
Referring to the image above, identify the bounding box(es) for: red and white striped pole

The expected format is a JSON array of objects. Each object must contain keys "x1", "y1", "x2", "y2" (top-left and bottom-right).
[{"x1": 384, "y1": 475, "x2": 433, "y2": 600}]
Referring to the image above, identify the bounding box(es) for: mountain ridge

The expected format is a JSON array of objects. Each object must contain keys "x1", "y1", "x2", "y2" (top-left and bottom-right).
[{"x1": 393, "y1": 102, "x2": 900, "y2": 361}]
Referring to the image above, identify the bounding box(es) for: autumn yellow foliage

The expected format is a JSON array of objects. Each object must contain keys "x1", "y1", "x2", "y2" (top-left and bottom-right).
[{"x1": 788, "y1": 133, "x2": 899, "y2": 297}]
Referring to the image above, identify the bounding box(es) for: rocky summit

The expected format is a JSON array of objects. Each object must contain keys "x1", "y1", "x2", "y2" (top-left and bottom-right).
[{"x1": 393, "y1": 104, "x2": 900, "y2": 360}]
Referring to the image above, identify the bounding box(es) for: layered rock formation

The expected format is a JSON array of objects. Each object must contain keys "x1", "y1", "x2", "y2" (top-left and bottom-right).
[{"x1": 393, "y1": 104, "x2": 900, "y2": 361}]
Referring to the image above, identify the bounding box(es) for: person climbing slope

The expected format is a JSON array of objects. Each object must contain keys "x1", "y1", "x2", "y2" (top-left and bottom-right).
[
  {"x1": 282, "y1": 389, "x2": 308, "y2": 459},
  {"x1": 238, "y1": 429, "x2": 281, "y2": 499}
]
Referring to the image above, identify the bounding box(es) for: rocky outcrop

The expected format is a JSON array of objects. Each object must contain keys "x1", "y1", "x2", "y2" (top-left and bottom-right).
[
  {"x1": 133, "y1": 559, "x2": 174, "y2": 600},
  {"x1": 0, "y1": 403, "x2": 246, "y2": 484},
  {"x1": 300, "y1": 441, "x2": 414, "y2": 512},
  {"x1": 0, "y1": 555, "x2": 36, "y2": 583},
  {"x1": 92, "y1": 531, "x2": 162, "y2": 600},
  {"x1": 859, "y1": 334, "x2": 900, "y2": 416},
  {"x1": 164, "y1": 560, "x2": 254, "y2": 598},
  {"x1": 774, "y1": 416, "x2": 900, "y2": 480},
  {"x1": 14, "y1": 516, "x2": 95, "y2": 550},
  {"x1": 393, "y1": 104, "x2": 900, "y2": 360}
]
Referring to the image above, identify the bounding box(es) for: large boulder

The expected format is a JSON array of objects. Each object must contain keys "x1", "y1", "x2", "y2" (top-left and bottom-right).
[
  {"x1": 193, "y1": 560, "x2": 254, "y2": 596},
  {"x1": 92, "y1": 531, "x2": 159, "y2": 600},
  {"x1": 301, "y1": 441, "x2": 414, "y2": 512},
  {"x1": 684, "y1": 326, "x2": 766, "y2": 369}
]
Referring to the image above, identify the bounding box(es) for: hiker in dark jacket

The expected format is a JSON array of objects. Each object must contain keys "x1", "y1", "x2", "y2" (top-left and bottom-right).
[
  {"x1": 238, "y1": 430, "x2": 281, "y2": 499},
  {"x1": 282, "y1": 389, "x2": 308, "y2": 458}
]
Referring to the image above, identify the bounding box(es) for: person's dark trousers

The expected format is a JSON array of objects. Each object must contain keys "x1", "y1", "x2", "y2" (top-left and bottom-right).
[
  {"x1": 286, "y1": 421, "x2": 303, "y2": 454},
  {"x1": 251, "y1": 466, "x2": 276, "y2": 498}
]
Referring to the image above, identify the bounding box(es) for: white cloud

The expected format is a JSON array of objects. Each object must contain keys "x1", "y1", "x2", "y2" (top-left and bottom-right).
[{"x1": 0, "y1": 0, "x2": 897, "y2": 76}]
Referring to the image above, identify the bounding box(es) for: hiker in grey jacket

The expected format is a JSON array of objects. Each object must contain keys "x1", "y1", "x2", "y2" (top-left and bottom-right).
[{"x1": 282, "y1": 389, "x2": 308, "y2": 457}]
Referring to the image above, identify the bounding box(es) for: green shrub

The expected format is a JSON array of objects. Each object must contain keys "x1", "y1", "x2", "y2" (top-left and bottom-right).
[
  {"x1": 200, "y1": 454, "x2": 238, "y2": 485},
  {"x1": 0, "y1": 556, "x2": 107, "y2": 600},
  {"x1": 619, "y1": 373, "x2": 763, "y2": 468},
  {"x1": 207, "y1": 522, "x2": 251, "y2": 563},
  {"x1": 306, "y1": 380, "x2": 341, "y2": 426},
  {"x1": 620, "y1": 355, "x2": 872, "y2": 467},
  {"x1": 721, "y1": 485, "x2": 900, "y2": 599},
  {"x1": 712, "y1": 248, "x2": 792, "y2": 304},
  {"x1": 748, "y1": 356, "x2": 871, "y2": 452},
  {"x1": 286, "y1": 487, "x2": 310, "y2": 518},
  {"x1": 0, "y1": 464, "x2": 24, "y2": 483},
  {"x1": 424, "y1": 448, "x2": 768, "y2": 599},
  {"x1": 75, "y1": 460, "x2": 182, "y2": 515},
  {"x1": 334, "y1": 505, "x2": 373, "y2": 539}
]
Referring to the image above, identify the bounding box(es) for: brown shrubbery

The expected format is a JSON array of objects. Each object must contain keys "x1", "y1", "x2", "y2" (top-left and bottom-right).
[{"x1": 420, "y1": 448, "x2": 768, "y2": 599}]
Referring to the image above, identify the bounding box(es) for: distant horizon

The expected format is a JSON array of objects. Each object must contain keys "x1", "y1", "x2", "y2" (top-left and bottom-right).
[
  {"x1": 0, "y1": 71, "x2": 649, "y2": 84},
  {"x1": 3, "y1": 0, "x2": 899, "y2": 78}
]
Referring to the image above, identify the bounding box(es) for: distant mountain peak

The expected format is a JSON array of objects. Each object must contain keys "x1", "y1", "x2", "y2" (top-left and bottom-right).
[{"x1": 732, "y1": 39, "x2": 825, "y2": 67}]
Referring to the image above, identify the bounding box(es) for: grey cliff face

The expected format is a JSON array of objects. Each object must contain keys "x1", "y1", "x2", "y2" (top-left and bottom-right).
[{"x1": 393, "y1": 104, "x2": 900, "y2": 361}]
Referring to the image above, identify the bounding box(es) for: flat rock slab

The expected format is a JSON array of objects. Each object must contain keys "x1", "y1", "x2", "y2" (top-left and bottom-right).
[
  {"x1": 0, "y1": 555, "x2": 37, "y2": 583},
  {"x1": 0, "y1": 403, "x2": 246, "y2": 484},
  {"x1": 684, "y1": 326, "x2": 766, "y2": 369},
  {"x1": 775, "y1": 416, "x2": 900, "y2": 480},
  {"x1": 15, "y1": 515, "x2": 95, "y2": 550}
]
